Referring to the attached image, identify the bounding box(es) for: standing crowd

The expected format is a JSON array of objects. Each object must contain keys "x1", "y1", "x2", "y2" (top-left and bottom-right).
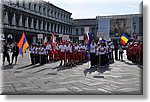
[
  {"x1": 29, "y1": 39, "x2": 117, "y2": 68},
  {"x1": 2, "y1": 39, "x2": 143, "y2": 68}
]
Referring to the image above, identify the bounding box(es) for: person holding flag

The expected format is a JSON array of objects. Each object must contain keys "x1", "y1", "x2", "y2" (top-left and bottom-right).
[
  {"x1": 120, "y1": 33, "x2": 129, "y2": 46},
  {"x1": 17, "y1": 32, "x2": 29, "y2": 57}
]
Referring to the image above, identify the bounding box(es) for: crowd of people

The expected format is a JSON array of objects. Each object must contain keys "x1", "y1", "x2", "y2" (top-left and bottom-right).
[
  {"x1": 2, "y1": 39, "x2": 143, "y2": 68},
  {"x1": 2, "y1": 42, "x2": 19, "y2": 65},
  {"x1": 126, "y1": 41, "x2": 143, "y2": 65},
  {"x1": 29, "y1": 41, "x2": 89, "y2": 66},
  {"x1": 29, "y1": 39, "x2": 118, "y2": 68}
]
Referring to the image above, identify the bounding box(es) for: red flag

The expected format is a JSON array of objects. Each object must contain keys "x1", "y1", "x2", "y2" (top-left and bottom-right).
[
  {"x1": 52, "y1": 32, "x2": 56, "y2": 52},
  {"x1": 85, "y1": 33, "x2": 89, "y2": 45}
]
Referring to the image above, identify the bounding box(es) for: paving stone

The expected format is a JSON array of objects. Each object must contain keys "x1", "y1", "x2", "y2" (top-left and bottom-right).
[{"x1": 1, "y1": 50, "x2": 143, "y2": 95}]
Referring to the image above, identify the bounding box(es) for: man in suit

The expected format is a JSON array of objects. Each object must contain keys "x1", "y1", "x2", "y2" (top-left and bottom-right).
[{"x1": 11, "y1": 42, "x2": 19, "y2": 65}]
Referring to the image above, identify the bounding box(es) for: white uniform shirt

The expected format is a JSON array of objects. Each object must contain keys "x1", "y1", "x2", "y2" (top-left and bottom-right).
[
  {"x1": 109, "y1": 45, "x2": 114, "y2": 52},
  {"x1": 43, "y1": 48, "x2": 47, "y2": 55},
  {"x1": 69, "y1": 45, "x2": 73, "y2": 53},
  {"x1": 90, "y1": 43, "x2": 97, "y2": 53},
  {"x1": 82, "y1": 45, "x2": 85, "y2": 50},
  {"x1": 35, "y1": 47, "x2": 39, "y2": 54},
  {"x1": 78, "y1": 45, "x2": 82, "y2": 52},
  {"x1": 38, "y1": 48, "x2": 42, "y2": 55},
  {"x1": 105, "y1": 46, "x2": 109, "y2": 53},
  {"x1": 65, "y1": 45, "x2": 70, "y2": 52},
  {"x1": 74, "y1": 46, "x2": 79, "y2": 51},
  {"x1": 30, "y1": 47, "x2": 35, "y2": 54},
  {"x1": 59, "y1": 45, "x2": 66, "y2": 52},
  {"x1": 56, "y1": 44, "x2": 59, "y2": 50},
  {"x1": 98, "y1": 46, "x2": 106, "y2": 55},
  {"x1": 46, "y1": 44, "x2": 52, "y2": 51}
]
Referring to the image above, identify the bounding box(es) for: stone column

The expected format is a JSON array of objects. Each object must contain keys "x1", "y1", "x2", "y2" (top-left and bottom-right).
[
  {"x1": 62, "y1": 26, "x2": 64, "y2": 34},
  {"x1": 64, "y1": 26, "x2": 67, "y2": 34},
  {"x1": 52, "y1": 23, "x2": 55, "y2": 32},
  {"x1": 40, "y1": 20, "x2": 43, "y2": 30},
  {"x1": 36, "y1": 4, "x2": 38, "y2": 12},
  {"x1": 19, "y1": 14, "x2": 22, "y2": 27},
  {"x1": 30, "y1": 18, "x2": 34, "y2": 29},
  {"x1": 45, "y1": 22, "x2": 47, "y2": 31},
  {"x1": 56, "y1": 24, "x2": 58, "y2": 33},
  {"x1": 36, "y1": 19, "x2": 39, "y2": 30},
  {"x1": 25, "y1": 0, "x2": 29, "y2": 9},
  {"x1": 59, "y1": 25, "x2": 61, "y2": 33},
  {"x1": 49, "y1": 9, "x2": 51, "y2": 17},
  {"x1": 19, "y1": 0, "x2": 23, "y2": 7},
  {"x1": 45, "y1": 8, "x2": 47, "y2": 16},
  {"x1": 30, "y1": 3, "x2": 34, "y2": 11},
  {"x1": 12, "y1": 13, "x2": 16, "y2": 26},
  {"x1": 41, "y1": 5, "x2": 43, "y2": 14},
  {"x1": 4, "y1": 11, "x2": 8, "y2": 25},
  {"x1": 48, "y1": 22, "x2": 51, "y2": 31},
  {"x1": 25, "y1": 16, "x2": 29, "y2": 28}
]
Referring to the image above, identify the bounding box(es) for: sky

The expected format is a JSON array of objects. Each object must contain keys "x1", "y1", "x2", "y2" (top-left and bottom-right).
[{"x1": 44, "y1": 0, "x2": 142, "y2": 19}]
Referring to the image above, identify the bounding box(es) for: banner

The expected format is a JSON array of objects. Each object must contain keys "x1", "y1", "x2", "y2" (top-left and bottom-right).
[
  {"x1": 97, "y1": 17, "x2": 110, "y2": 40},
  {"x1": 85, "y1": 27, "x2": 89, "y2": 34},
  {"x1": 62, "y1": 35, "x2": 69, "y2": 40},
  {"x1": 79, "y1": 36, "x2": 84, "y2": 40},
  {"x1": 38, "y1": 34, "x2": 43, "y2": 39}
]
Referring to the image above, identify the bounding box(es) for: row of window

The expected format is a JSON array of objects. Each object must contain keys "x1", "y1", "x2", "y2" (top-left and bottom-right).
[
  {"x1": 3, "y1": 0, "x2": 71, "y2": 22},
  {"x1": 75, "y1": 27, "x2": 95, "y2": 35}
]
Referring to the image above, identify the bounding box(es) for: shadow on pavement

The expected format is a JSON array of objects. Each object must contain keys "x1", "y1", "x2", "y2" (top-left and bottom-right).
[
  {"x1": 83, "y1": 65, "x2": 111, "y2": 76},
  {"x1": 57, "y1": 66, "x2": 73, "y2": 71},
  {"x1": 17, "y1": 64, "x2": 33, "y2": 69},
  {"x1": 3, "y1": 65, "x2": 14, "y2": 70}
]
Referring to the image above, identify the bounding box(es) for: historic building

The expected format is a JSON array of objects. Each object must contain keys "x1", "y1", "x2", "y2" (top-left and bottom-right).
[
  {"x1": 1, "y1": 0, "x2": 72, "y2": 44},
  {"x1": 0, "y1": 0, "x2": 143, "y2": 44},
  {"x1": 97, "y1": 14, "x2": 143, "y2": 42},
  {"x1": 71, "y1": 18, "x2": 97, "y2": 42}
]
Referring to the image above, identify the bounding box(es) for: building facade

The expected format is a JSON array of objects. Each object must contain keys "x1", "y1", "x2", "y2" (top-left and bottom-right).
[
  {"x1": 1, "y1": 0, "x2": 72, "y2": 44},
  {"x1": 0, "y1": 0, "x2": 143, "y2": 44},
  {"x1": 71, "y1": 18, "x2": 97, "y2": 42},
  {"x1": 97, "y1": 14, "x2": 143, "y2": 41}
]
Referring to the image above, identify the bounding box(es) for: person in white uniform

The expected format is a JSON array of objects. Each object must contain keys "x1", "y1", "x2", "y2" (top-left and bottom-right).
[
  {"x1": 90, "y1": 40, "x2": 97, "y2": 67},
  {"x1": 98, "y1": 41, "x2": 106, "y2": 67}
]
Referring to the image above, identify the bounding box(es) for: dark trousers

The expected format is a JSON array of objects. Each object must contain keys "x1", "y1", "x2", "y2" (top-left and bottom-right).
[
  {"x1": 11, "y1": 54, "x2": 18, "y2": 64},
  {"x1": 30, "y1": 53, "x2": 35, "y2": 65},
  {"x1": 115, "y1": 50, "x2": 118, "y2": 60},
  {"x1": 140, "y1": 53, "x2": 143, "y2": 65},
  {"x1": 3, "y1": 52, "x2": 10, "y2": 64},
  {"x1": 105, "y1": 53, "x2": 109, "y2": 64},
  {"x1": 35, "y1": 54, "x2": 39, "y2": 64},
  {"x1": 132, "y1": 55, "x2": 136, "y2": 63},
  {"x1": 43, "y1": 55, "x2": 46, "y2": 64},
  {"x1": 95, "y1": 55, "x2": 99, "y2": 65},
  {"x1": 90, "y1": 53, "x2": 96, "y2": 66},
  {"x1": 119, "y1": 51, "x2": 123, "y2": 61},
  {"x1": 99, "y1": 54, "x2": 106, "y2": 66}
]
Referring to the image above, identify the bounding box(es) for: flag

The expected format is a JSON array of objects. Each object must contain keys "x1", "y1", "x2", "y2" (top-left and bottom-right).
[
  {"x1": 85, "y1": 33, "x2": 89, "y2": 45},
  {"x1": 17, "y1": 32, "x2": 29, "y2": 57},
  {"x1": 85, "y1": 33, "x2": 92, "y2": 51},
  {"x1": 52, "y1": 32, "x2": 56, "y2": 52},
  {"x1": 131, "y1": 31, "x2": 135, "y2": 44},
  {"x1": 120, "y1": 33, "x2": 129, "y2": 46}
]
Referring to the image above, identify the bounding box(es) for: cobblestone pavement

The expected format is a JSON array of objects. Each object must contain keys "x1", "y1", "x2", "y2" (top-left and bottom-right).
[{"x1": 1, "y1": 50, "x2": 143, "y2": 95}]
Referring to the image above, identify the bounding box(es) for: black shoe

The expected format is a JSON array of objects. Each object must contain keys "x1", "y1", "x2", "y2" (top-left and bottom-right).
[{"x1": 59, "y1": 63, "x2": 62, "y2": 66}]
